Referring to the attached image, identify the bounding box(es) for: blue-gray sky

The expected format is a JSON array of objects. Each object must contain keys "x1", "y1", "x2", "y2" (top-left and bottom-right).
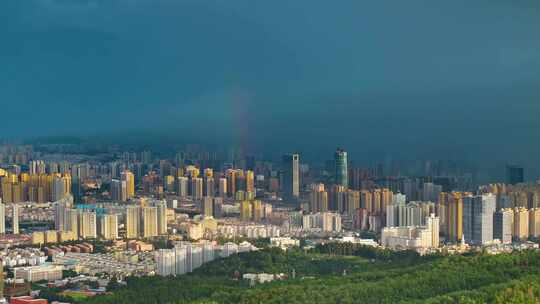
[{"x1": 2, "y1": 0, "x2": 540, "y2": 178}]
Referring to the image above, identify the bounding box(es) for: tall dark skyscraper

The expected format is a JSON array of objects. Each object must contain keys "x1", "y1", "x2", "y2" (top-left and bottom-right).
[
  {"x1": 334, "y1": 148, "x2": 348, "y2": 188},
  {"x1": 282, "y1": 154, "x2": 300, "y2": 201},
  {"x1": 506, "y1": 165, "x2": 524, "y2": 185}
]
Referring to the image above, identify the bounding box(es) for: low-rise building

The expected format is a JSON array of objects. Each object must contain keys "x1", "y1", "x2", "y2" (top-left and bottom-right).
[{"x1": 14, "y1": 264, "x2": 63, "y2": 282}]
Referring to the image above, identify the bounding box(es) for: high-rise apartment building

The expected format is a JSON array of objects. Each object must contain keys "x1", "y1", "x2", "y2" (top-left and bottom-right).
[
  {"x1": 240, "y1": 200, "x2": 252, "y2": 222},
  {"x1": 29, "y1": 160, "x2": 46, "y2": 175},
  {"x1": 126, "y1": 206, "x2": 140, "y2": 239},
  {"x1": 494, "y1": 208, "x2": 513, "y2": 244},
  {"x1": 156, "y1": 201, "x2": 167, "y2": 235},
  {"x1": 360, "y1": 190, "x2": 373, "y2": 213},
  {"x1": 310, "y1": 184, "x2": 328, "y2": 213},
  {"x1": 212, "y1": 197, "x2": 223, "y2": 218},
  {"x1": 177, "y1": 177, "x2": 189, "y2": 198},
  {"x1": 191, "y1": 178, "x2": 203, "y2": 200},
  {"x1": 447, "y1": 192, "x2": 464, "y2": 243},
  {"x1": 78, "y1": 211, "x2": 97, "y2": 239},
  {"x1": 513, "y1": 207, "x2": 529, "y2": 240},
  {"x1": 66, "y1": 209, "x2": 79, "y2": 237},
  {"x1": 529, "y1": 208, "x2": 540, "y2": 238},
  {"x1": 99, "y1": 214, "x2": 118, "y2": 240},
  {"x1": 463, "y1": 194, "x2": 496, "y2": 245},
  {"x1": 164, "y1": 175, "x2": 175, "y2": 192},
  {"x1": 346, "y1": 190, "x2": 360, "y2": 216},
  {"x1": 226, "y1": 169, "x2": 237, "y2": 197},
  {"x1": 121, "y1": 170, "x2": 135, "y2": 199},
  {"x1": 142, "y1": 207, "x2": 158, "y2": 238},
  {"x1": 218, "y1": 178, "x2": 227, "y2": 198},
  {"x1": 382, "y1": 214, "x2": 440, "y2": 252},
  {"x1": 202, "y1": 197, "x2": 213, "y2": 217},
  {"x1": 302, "y1": 212, "x2": 342, "y2": 232},
  {"x1": 251, "y1": 200, "x2": 263, "y2": 222},
  {"x1": 111, "y1": 179, "x2": 128, "y2": 202},
  {"x1": 427, "y1": 214, "x2": 440, "y2": 248},
  {"x1": 204, "y1": 177, "x2": 214, "y2": 197},
  {"x1": 245, "y1": 170, "x2": 255, "y2": 194},
  {"x1": 330, "y1": 185, "x2": 346, "y2": 212},
  {"x1": 51, "y1": 176, "x2": 65, "y2": 202}
]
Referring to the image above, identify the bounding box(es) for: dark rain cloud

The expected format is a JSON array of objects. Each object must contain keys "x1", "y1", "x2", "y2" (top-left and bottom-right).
[{"x1": 1, "y1": 0, "x2": 540, "y2": 180}]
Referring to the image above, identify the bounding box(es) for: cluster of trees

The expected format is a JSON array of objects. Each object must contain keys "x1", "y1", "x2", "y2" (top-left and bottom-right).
[
  {"x1": 310, "y1": 242, "x2": 429, "y2": 262},
  {"x1": 191, "y1": 247, "x2": 371, "y2": 277},
  {"x1": 79, "y1": 248, "x2": 540, "y2": 304},
  {"x1": 212, "y1": 237, "x2": 271, "y2": 248}
]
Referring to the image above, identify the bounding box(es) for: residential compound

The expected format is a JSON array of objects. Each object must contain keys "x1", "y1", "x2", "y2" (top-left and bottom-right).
[
  {"x1": 52, "y1": 195, "x2": 168, "y2": 240},
  {"x1": 381, "y1": 214, "x2": 439, "y2": 253},
  {"x1": 155, "y1": 241, "x2": 256, "y2": 276}
]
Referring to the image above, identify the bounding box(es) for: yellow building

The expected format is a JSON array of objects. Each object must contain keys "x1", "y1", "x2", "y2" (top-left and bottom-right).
[
  {"x1": 187, "y1": 222, "x2": 204, "y2": 240},
  {"x1": 513, "y1": 207, "x2": 529, "y2": 240},
  {"x1": 121, "y1": 171, "x2": 135, "y2": 199},
  {"x1": 530, "y1": 208, "x2": 540, "y2": 238},
  {"x1": 45, "y1": 230, "x2": 58, "y2": 243},
  {"x1": 360, "y1": 190, "x2": 373, "y2": 213},
  {"x1": 226, "y1": 169, "x2": 237, "y2": 196},
  {"x1": 1, "y1": 181, "x2": 13, "y2": 203},
  {"x1": 251, "y1": 200, "x2": 263, "y2": 222},
  {"x1": 31, "y1": 232, "x2": 45, "y2": 245},
  {"x1": 185, "y1": 166, "x2": 200, "y2": 178},
  {"x1": 99, "y1": 214, "x2": 119, "y2": 240},
  {"x1": 372, "y1": 189, "x2": 382, "y2": 214},
  {"x1": 310, "y1": 184, "x2": 328, "y2": 213},
  {"x1": 126, "y1": 206, "x2": 140, "y2": 239},
  {"x1": 1, "y1": 173, "x2": 72, "y2": 203},
  {"x1": 142, "y1": 207, "x2": 158, "y2": 238},
  {"x1": 245, "y1": 170, "x2": 255, "y2": 194},
  {"x1": 203, "y1": 168, "x2": 213, "y2": 178},
  {"x1": 240, "y1": 200, "x2": 252, "y2": 222},
  {"x1": 58, "y1": 231, "x2": 77, "y2": 242},
  {"x1": 200, "y1": 217, "x2": 217, "y2": 232},
  {"x1": 381, "y1": 188, "x2": 393, "y2": 216},
  {"x1": 78, "y1": 211, "x2": 97, "y2": 239},
  {"x1": 447, "y1": 192, "x2": 464, "y2": 243},
  {"x1": 163, "y1": 175, "x2": 175, "y2": 192}
]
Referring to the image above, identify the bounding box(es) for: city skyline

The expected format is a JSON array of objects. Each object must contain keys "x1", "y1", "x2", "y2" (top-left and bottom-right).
[{"x1": 2, "y1": 1, "x2": 540, "y2": 302}]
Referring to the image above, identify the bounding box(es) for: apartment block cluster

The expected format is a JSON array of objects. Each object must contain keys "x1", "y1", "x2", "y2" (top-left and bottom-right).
[
  {"x1": 143, "y1": 165, "x2": 257, "y2": 201},
  {"x1": 302, "y1": 212, "x2": 342, "y2": 233},
  {"x1": 0, "y1": 163, "x2": 72, "y2": 204},
  {"x1": 110, "y1": 170, "x2": 135, "y2": 202},
  {"x1": 309, "y1": 183, "x2": 398, "y2": 233},
  {"x1": 379, "y1": 189, "x2": 540, "y2": 252},
  {"x1": 31, "y1": 230, "x2": 77, "y2": 245},
  {"x1": 53, "y1": 195, "x2": 167, "y2": 240},
  {"x1": 155, "y1": 241, "x2": 255, "y2": 276},
  {"x1": 381, "y1": 214, "x2": 440, "y2": 252}
]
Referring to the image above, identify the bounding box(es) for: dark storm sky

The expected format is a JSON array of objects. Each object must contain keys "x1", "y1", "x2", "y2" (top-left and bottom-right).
[{"x1": 2, "y1": 0, "x2": 540, "y2": 178}]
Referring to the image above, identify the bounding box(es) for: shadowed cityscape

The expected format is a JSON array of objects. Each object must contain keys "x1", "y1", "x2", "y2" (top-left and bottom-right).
[{"x1": 1, "y1": 1, "x2": 540, "y2": 303}]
